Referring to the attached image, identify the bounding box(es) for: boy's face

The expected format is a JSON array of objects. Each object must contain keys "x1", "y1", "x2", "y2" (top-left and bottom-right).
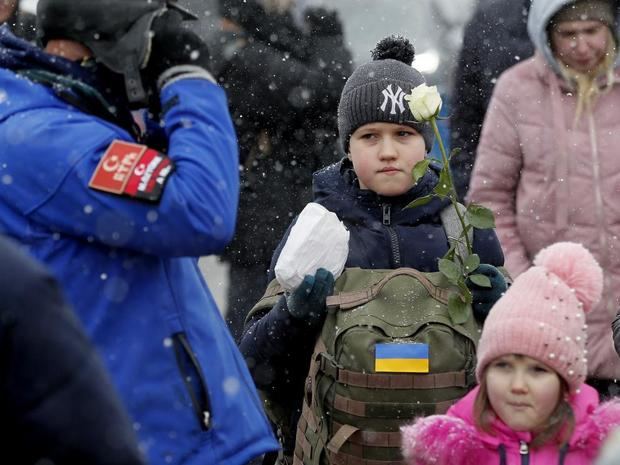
[{"x1": 348, "y1": 122, "x2": 426, "y2": 196}]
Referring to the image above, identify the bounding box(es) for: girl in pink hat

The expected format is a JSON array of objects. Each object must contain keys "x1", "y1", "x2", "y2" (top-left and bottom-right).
[{"x1": 401, "y1": 242, "x2": 620, "y2": 465}]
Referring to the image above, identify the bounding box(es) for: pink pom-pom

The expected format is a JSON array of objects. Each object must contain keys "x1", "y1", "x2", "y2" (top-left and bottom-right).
[{"x1": 533, "y1": 242, "x2": 603, "y2": 313}]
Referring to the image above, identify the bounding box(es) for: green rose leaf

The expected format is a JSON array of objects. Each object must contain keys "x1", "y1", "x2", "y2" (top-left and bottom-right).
[
  {"x1": 443, "y1": 242, "x2": 457, "y2": 261},
  {"x1": 465, "y1": 204, "x2": 496, "y2": 229},
  {"x1": 412, "y1": 159, "x2": 431, "y2": 184},
  {"x1": 464, "y1": 254, "x2": 480, "y2": 274},
  {"x1": 406, "y1": 194, "x2": 433, "y2": 209},
  {"x1": 448, "y1": 293, "x2": 469, "y2": 325},
  {"x1": 434, "y1": 166, "x2": 451, "y2": 198},
  {"x1": 469, "y1": 274, "x2": 492, "y2": 288},
  {"x1": 449, "y1": 147, "x2": 462, "y2": 161},
  {"x1": 457, "y1": 282, "x2": 473, "y2": 303},
  {"x1": 438, "y1": 258, "x2": 461, "y2": 284}
]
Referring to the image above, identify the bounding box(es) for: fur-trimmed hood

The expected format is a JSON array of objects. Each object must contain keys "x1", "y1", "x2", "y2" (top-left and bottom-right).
[{"x1": 401, "y1": 384, "x2": 620, "y2": 465}]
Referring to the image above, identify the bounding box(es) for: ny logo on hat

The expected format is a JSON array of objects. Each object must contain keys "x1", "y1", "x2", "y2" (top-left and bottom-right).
[{"x1": 380, "y1": 84, "x2": 406, "y2": 115}]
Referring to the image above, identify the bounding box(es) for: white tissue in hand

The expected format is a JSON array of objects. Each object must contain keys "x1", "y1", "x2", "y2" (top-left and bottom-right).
[{"x1": 275, "y1": 202, "x2": 349, "y2": 291}]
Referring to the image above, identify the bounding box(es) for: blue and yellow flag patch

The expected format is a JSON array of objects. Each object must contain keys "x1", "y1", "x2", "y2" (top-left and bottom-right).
[{"x1": 375, "y1": 343, "x2": 429, "y2": 373}]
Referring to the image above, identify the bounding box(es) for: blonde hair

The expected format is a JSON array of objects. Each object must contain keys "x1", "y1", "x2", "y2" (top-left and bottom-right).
[
  {"x1": 473, "y1": 367, "x2": 575, "y2": 448},
  {"x1": 557, "y1": 27, "x2": 617, "y2": 125}
]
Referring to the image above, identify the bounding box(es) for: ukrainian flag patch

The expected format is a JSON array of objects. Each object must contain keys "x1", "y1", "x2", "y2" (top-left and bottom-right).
[{"x1": 375, "y1": 343, "x2": 429, "y2": 373}]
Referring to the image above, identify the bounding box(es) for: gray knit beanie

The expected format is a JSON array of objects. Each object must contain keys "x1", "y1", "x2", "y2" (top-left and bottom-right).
[{"x1": 338, "y1": 36, "x2": 434, "y2": 153}]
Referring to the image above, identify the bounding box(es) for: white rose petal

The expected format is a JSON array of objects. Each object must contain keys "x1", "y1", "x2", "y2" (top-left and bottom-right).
[{"x1": 404, "y1": 83, "x2": 442, "y2": 122}]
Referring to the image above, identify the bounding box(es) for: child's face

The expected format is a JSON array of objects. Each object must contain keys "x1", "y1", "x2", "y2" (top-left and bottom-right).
[
  {"x1": 550, "y1": 20, "x2": 610, "y2": 74},
  {"x1": 485, "y1": 354, "x2": 562, "y2": 432},
  {"x1": 348, "y1": 122, "x2": 426, "y2": 196}
]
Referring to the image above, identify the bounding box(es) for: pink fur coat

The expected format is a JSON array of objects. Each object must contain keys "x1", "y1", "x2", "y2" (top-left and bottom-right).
[{"x1": 401, "y1": 384, "x2": 620, "y2": 465}]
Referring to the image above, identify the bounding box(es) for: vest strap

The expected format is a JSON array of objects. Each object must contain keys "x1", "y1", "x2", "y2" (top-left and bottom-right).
[
  {"x1": 332, "y1": 393, "x2": 455, "y2": 418},
  {"x1": 326, "y1": 450, "x2": 407, "y2": 465},
  {"x1": 331, "y1": 421, "x2": 401, "y2": 448},
  {"x1": 326, "y1": 267, "x2": 450, "y2": 310},
  {"x1": 319, "y1": 353, "x2": 471, "y2": 389}
]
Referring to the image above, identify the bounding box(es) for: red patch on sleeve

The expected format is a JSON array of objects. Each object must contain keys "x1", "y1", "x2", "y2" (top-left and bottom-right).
[{"x1": 89, "y1": 140, "x2": 174, "y2": 202}]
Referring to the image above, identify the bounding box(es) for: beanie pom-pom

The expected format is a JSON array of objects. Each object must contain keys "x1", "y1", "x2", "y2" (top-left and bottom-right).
[
  {"x1": 371, "y1": 35, "x2": 415, "y2": 65},
  {"x1": 533, "y1": 242, "x2": 603, "y2": 313}
]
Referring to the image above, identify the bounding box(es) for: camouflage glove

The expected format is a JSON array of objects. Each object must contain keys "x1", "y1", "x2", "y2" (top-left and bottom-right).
[
  {"x1": 466, "y1": 264, "x2": 507, "y2": 323},
  {"x1": 286, "y1": 268, "x2": 335, "y2": 326}
]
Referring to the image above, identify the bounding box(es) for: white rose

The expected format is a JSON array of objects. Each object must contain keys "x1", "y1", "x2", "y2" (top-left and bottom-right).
[{"x1": 404, "y1": 83, "x2": 442, "y2": 122}]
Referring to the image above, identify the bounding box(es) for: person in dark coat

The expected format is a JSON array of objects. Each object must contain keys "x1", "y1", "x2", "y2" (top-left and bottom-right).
[
  {"x1": 449, "y1": 0, "x2": 534, "y2": 201},
  {"x1": 239, "y1": 36, "x2": 506, "y2": 463},
  {"x1": 211, "y1": 0, "x2": 353, "y2": 341},
  {"x1": 0, "y1": 0, "x2": 35, "y2": 41},
  {"x1": 0, "y1": 235, "x2": 144, "y2": 465}
]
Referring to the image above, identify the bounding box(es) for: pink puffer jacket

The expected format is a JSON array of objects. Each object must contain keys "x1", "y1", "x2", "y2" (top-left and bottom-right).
[
  {"x1": 401, "y1": 384, "x2": 620, "y2": 465},
  {"x1": 468, "y1": 53, "x2": 620, "y2": 379}
]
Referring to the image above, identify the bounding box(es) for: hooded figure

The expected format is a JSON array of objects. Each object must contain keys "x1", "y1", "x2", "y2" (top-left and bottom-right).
[{"x1": 469, "y1": 0, "x2": 620, "y2": 397}]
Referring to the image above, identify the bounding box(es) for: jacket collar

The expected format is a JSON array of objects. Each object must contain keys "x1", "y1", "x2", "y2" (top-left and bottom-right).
[
  {"x1": 449, "y1": 383, "x2": 603, "y2": 450},
  {"x1": 312, "y1": 158, "x2": 450, "y2": 223}
]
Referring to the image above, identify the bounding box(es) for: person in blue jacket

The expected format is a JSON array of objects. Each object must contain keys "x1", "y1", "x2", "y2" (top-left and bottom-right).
[
  {"x1": 0, "y1": 234, "x2": 145, "y2": 465},
  {"x1": 239, "y1": 36, "x2": 507, "y2": 463},
  {"x1": 0, "y1": 0, "x2": 278, "y2": 464}
]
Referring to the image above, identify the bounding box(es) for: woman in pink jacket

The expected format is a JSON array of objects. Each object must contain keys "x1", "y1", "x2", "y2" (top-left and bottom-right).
[
  {"x1": 401, "y1": 242, "x2": 620, "y2": 465},
  {"x1": 468, "y1": 0, "x2": 620, "y2": 396}
]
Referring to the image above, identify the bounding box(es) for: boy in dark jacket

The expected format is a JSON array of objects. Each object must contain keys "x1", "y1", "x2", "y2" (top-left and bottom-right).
[{"x1": 240, "y1": 36, "x2": 506, "y2": 463}]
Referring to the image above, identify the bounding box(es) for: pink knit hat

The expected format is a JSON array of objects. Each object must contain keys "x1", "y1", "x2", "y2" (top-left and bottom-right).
[{"x1": 476, "y1": 242, "x2": 603, "y2": 392}]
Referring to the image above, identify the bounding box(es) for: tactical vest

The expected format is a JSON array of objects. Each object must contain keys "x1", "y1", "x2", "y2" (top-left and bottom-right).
[{"x1": 251, "y1": 206, "x2": 482, "y2": 465}]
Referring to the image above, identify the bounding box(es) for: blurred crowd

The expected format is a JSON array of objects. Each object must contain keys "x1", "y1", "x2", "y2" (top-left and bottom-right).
[{"x1": 3, "y1": 0, "x2": 620, "y2": 465}]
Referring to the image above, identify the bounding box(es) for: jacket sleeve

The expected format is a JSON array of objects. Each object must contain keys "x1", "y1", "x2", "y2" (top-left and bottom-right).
[
  {"x1": 240, "y1": 296, "x2": 319, "y2": 394},
  {"x1": 573, "y1": 398, "x2": 620, "y2": 456},
  {"x1": 8, "y1": 79, "x2": 239, "y2": 257},
  {"x1": 239, "y1": 219, "x2": 320, "y2": 399},
  {"x1": 472, "y1": 227, "x2": 505, "y2": 268},
  {"x1": 613, "y1": 311, "x2": 620, "y2": 356},
  {"x1": 400, "y1": 415, "x2": 484, "y2": 465},
  {"x1": 450, "y1": 6, "x2": 486, "y2": 202},
  {"x1": 467, "y1": 74, "x2": 531, "y2": 277},
  {"x1": 0, "y1": 237, "x2": 144, "y2": 465}
]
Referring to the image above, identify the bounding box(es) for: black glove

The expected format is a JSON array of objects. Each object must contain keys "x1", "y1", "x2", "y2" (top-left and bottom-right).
[
  {"x1": 286, "y1": 268, "x2": 335, "y2": 326},
  {"x1": 142, "y1": 10, "x2": 212, "y2": 93},
  {"x1": 304, "y1": 7, "x2": 343, "y2": 37},
  {"x1": 466, "y1": 264, "x2": 507, "y2": 323}
]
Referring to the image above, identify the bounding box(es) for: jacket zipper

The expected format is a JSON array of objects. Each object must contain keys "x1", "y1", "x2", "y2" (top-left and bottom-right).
[
  {"x1": 172, "y1": 332, "x2": 212, "y2": 430},
  {"x1": 519, "y1": 440, "x2": 530, "y2": 465},
  {"x1": 587, "y1": 111, "x2": 612, "y2": 315},
  {"x1": 382, "y1": 203, "x2": 401, "y2": 267}
]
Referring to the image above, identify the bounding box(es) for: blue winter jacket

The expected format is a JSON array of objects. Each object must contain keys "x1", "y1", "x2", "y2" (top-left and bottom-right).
[{"x1": 0, "y1": 27, "x2": 278, "y2": 465}]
